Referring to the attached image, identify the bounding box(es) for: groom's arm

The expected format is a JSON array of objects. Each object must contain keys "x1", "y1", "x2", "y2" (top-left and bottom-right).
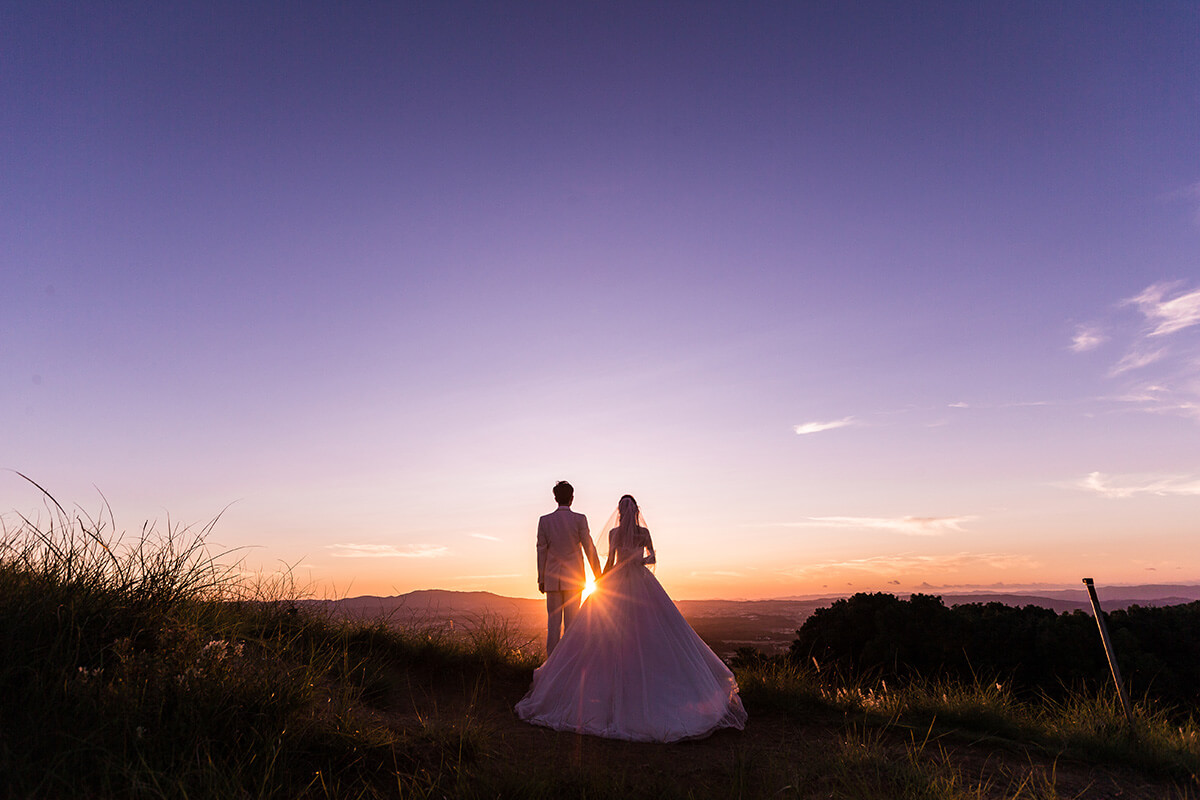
[
  {"x1": 579, "y1": 517, "x2": 602, "y2": 579},
  {"x1": 536, "y1": 518, "x2": 548, "y2": 593}
]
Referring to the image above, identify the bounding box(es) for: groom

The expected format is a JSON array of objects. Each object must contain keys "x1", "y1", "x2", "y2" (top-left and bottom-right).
[{"x1": 536, "y1": 480, "x2": 602, "y2": 656}]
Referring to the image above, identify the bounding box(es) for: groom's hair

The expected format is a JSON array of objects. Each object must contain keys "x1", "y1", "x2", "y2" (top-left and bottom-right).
[{"x1": 553, "y1": 481, "x2": 574, "y2": 505}]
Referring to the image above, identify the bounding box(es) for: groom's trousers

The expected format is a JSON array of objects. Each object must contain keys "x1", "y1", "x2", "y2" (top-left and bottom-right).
[{"x1": 545, "y1": 589, "x2": 582, "y2": 656}]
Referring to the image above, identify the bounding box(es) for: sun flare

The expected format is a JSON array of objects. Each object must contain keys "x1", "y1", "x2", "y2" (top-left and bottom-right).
[{"x1": 582, "y1": 575, "x2": 597, "y2": 601}]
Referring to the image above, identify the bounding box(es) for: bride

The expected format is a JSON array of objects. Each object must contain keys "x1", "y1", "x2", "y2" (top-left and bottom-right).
[{"x1": 515, "y1": 494, "x2": 747, "y2": 742}]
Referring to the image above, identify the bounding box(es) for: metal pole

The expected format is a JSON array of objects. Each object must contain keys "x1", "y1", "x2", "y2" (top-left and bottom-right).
[{"x1": 1082, "y1": 578, "x2": 1134, "y2": 726}]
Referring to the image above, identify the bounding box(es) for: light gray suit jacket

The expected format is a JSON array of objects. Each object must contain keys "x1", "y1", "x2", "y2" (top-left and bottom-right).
[{"x1": 536, "y1": 506, "x2": 600, "y2": 592}]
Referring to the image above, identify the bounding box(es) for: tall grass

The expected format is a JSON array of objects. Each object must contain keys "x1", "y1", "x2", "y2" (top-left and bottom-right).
[
  {"x1": 735, "y1": 655, "x2": 1200, "y2": 785},
  {"x1": 0, "y1": 489, "x2": 531, "y2": 799}
]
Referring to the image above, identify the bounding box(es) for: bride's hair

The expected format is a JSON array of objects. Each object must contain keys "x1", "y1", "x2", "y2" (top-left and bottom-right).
[
  {"x1": 611, "y1": 494, "x2": 642, "y2": 549},
  {"x1": 618, "y1": 494, "x2": 638, "y2": 522},
  {"x1": 604, "y1": 494, "x2": 653, "y2": 569}
]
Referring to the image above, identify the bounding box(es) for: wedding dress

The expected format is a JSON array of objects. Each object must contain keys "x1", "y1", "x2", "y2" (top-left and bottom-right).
[{"x1": 515, "y1": 498, "x2": 747, "y2": 742}]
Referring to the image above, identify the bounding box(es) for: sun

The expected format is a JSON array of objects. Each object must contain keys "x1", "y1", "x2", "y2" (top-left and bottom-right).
[{"x1": 582, "y1": 574, "x2": 597, "y2": 601}]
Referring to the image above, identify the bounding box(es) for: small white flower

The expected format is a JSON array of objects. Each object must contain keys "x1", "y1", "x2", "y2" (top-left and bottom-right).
[{"x1": 202, "y1": 640, "x2": 229, "y2": 659}]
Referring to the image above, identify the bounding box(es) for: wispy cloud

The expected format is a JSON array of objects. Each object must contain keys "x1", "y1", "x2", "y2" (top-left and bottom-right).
[
  {"x1": 1108, "y1": 347, "x2": 1167, "y2": 376},
  {"x1": 916, "y1": 580, "x2": 1074, "y2": 592},
  {"x1": 811, "y1": 516, "x2": 975, "y2": 535},
  {"x1": 792, "y1": 402, "x2": 1049, "y2": 434},
  {"x1": 780, "y1": 551, "x2": 1038, "y2": 578},
  {"x1": 1070, "y1": 325, "x2": 1107, "y2": 353},
  {"x1": 1111, "y1": 381, "x2": 1200, "y2": 421},
  {"x1": 946, "y1": 400, "x2": 1049, "y2": 410},
  {"x1": 1073, "y1": 472, "x2": 1200, "y2": 499},
  {"x1": 469, "y1": 533, "x2": 502, "y2": 542},
  {"x1": 327, "y1": 543, "x2": 450, "y2": 559},
  {"x1": 774, "y1": 516, "x2": 976, "y2": 536},
  {"x1": 1164, "y1": 180, "x2": 1200, "y2": 225},
  {"x1": 689, "y1": 570, "x2": 745, "y2": 578},
  {"x1": 1125, "y1": 282, "x2": 1200, "y2": 337},
  {"x1": 1075, "y1": 281, "x2": 1200, "y2": 423},
  {"x1": 794, "y1": 417, "x2": 856, "y2": 435}
]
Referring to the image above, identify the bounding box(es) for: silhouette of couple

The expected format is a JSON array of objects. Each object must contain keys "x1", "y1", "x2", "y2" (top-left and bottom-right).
[{"x1": 515, "y1": 481, "x2": 747, "y2": 742}]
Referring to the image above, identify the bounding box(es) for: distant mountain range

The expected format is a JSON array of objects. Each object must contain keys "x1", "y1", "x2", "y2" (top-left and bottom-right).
[{"x1": 306, "y1": 585, "x2": 1200, "y2": 659}]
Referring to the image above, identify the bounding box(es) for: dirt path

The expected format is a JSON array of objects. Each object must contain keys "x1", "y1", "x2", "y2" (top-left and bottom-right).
[{"x1": 379, "y1": 665, "x2": 1197, "y2": 799}]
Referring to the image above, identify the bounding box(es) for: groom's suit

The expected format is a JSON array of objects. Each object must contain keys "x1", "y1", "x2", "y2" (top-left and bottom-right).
[{"x1": 537, "y1": 505, "x2": 601, "y2": 655}]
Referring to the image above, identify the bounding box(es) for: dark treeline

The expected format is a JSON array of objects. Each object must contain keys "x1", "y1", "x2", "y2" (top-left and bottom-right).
[{"x1": 786, "y1": 593, "x2": 1200, "y2": 711}]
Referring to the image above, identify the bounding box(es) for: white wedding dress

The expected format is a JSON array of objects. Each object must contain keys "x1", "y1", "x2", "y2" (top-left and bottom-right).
[{"x1": 515, "y1": 521, "x2": 747, "y2": 743}]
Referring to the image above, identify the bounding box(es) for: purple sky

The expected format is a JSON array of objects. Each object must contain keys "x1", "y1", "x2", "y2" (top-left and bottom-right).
[{"x1": 4, "y1": 2, "x2": 1199, "y2": 599}]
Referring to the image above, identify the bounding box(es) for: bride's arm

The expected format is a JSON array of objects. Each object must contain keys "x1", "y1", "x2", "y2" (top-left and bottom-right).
[
  {"x1": 602, "y1": 542, "x2": 616, "y2": 575},
  {"x1": 642, "y1": 529, "x2": 656, "y2": 565}
]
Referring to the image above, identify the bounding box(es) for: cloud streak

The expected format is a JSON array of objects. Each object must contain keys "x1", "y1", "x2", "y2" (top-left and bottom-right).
[
  {"x1": 794, "y1": 417, "x2": 856, "y2": 435},
  {"x1": 327, "y1": 543, "x2": 450, "y2": 559},
  {"x1": 947, "y1": 400, "x2": 1049, "y2": 410},
  {"x1": 1108, "y1": 347, "x2": 1167, "y2": 376},
  {"x1": 1164, "y1": 180, "x2": 1200, "y2": 224},
  {"x1": 809, "y1": 516, "x2": 976, "y2": 535},
  {"x1": 1071, "y1": 325, "x2": 1106, "y2": 353},
  {"x1": 1127, "y1": 282, "x2": 1200, "y2": 337},
  {"x1": 1075, "y1": 281, "x2": 1200, "y2": 423},
  {"x1": 1074, "y1": 472, "x2": 1200, "y2": 499},
  {"x1": 781, "y1": 551, "x2": 1039, "y2": 578},
  {"x1": 768, "y1": 516, "x2": 976, "y2": 536}
]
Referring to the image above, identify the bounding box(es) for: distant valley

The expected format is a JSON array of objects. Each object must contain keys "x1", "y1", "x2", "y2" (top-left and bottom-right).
[{"x1": 307, "y1": 585, "x2": 1200, "y2": 659}]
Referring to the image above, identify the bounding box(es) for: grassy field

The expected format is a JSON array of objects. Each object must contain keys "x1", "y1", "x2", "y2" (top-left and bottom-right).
[{"x1": 2, "y1": 495, "x2": 1198, "y2": 798}]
